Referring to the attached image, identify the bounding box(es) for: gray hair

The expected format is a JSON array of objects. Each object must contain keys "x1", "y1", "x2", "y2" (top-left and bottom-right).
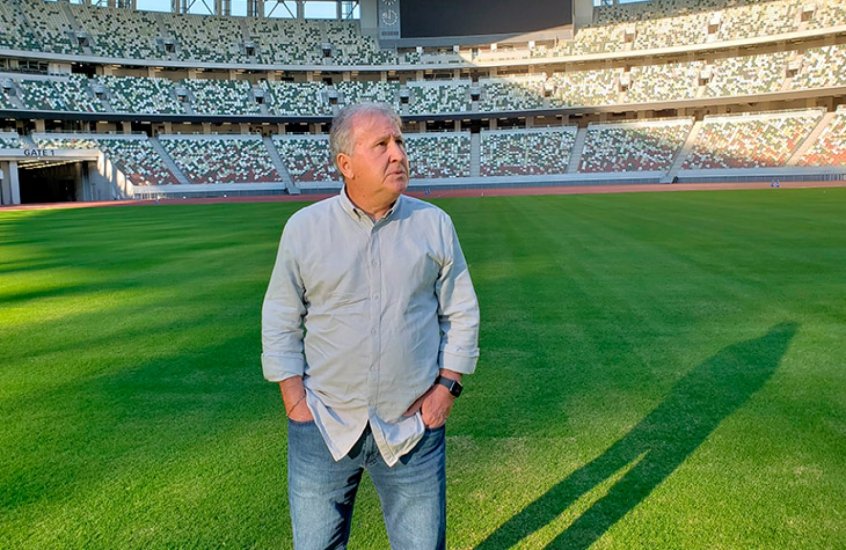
[{"x1": 329, "y1": 102, "x2": 402, "y2": 171}]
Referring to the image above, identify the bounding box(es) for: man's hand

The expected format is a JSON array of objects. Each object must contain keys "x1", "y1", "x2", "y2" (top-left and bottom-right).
[
  {"x1": 403, "y1": 371, "x2": 461, "y2": 429},
  {"x1": 279, "y1": 377, "x2": 314, "y2": 423}
]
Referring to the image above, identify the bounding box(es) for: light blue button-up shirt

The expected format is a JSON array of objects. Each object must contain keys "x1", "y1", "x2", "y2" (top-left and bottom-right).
[{"x1": 262, "y1": 189, "x2": 480, "y2": 466}]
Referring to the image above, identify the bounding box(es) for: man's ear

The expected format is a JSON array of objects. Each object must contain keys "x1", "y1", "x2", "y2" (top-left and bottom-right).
[{"x1": 336, "y1": 153, "x2": 354, "y2": 180}]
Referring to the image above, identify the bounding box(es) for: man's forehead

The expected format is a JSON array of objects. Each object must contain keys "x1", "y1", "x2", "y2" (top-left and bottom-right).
[{"x1": 352, "y1": 111, "x2": 402, "y2": 140}]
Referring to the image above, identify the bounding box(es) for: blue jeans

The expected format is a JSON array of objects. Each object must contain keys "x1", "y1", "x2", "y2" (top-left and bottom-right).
[{"x1": 287, "y1": 420, "x2": 446, "y2": 550}]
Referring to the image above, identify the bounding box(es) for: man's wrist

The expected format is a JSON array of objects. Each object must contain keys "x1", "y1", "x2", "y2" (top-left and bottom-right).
[{"x1": 435, "y1": 375, "x2": 463, "y2": 398}]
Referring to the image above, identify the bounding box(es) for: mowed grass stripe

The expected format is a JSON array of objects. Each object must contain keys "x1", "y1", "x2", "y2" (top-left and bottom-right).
[{"x1": 0, "y1": 188, "x2": 844, "y2": 549}]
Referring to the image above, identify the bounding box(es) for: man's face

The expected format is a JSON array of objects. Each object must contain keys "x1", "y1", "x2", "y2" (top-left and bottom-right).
[{"x1": 338, "y1": 111, "x2": 410, "y2": 200}]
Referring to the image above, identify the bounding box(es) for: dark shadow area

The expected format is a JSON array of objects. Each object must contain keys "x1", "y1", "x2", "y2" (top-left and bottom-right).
[{"x1": 476, "y1": 322, "x2": 798, "y2": 550}]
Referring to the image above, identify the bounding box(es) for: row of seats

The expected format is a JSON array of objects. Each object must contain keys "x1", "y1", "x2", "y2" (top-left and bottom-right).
[
  {"x1": 3, "y1": 0, "x2": 846, "y2": 66},
  {"x1": 579, "y1": 119, "x2": 693, "y2": 172},
  {"x1": 682, "y1": 109, "x2": 823, "y2": 169},
  {"x1": 13, "y1": 108, "x2": 844, "y2": 185},
  {"x1": 480, "y1": 128, "x2": 576, "y2": 176},
  {"x1": 32, "y1": 134, "x2": 179, "y2": 185},
  {"x1": 797, "y1": 106, "x2": 846, "y2": 166},
  {"x1": 159, "y1": 136, "x2": 280, "y2": 183},
  {"x1": 3, "y1": 43, "x2": 845, "y2": 115}
]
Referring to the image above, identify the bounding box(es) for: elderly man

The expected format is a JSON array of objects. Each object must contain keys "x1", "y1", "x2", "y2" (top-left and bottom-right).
[{"x1": 261, "y1": 102, "x2": 480, "y2": 549}]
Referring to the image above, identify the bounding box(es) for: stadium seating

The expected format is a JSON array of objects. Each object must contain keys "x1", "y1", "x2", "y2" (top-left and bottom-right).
[
  {"x1": 32, "y1": 133, "x2": 180, "y2": 186},
  {"x1": 793, "y1": 45, "x2": 846, "y2": 90},
  {"x1": 159, "y1": 136, "x2": 281, "y2": 183},
  {"x1": 324, "y1": 21, "x2": 397, "y2": 65},
  {"x1": 478, "y1": 75, "x2": 548, "y2": 112},
  {"x1": 262, "y1": 80, "x2": 332, "y2": 116},
  {"x1": 182, "y1": 78, "x2": 261, "y2": 116},
  {"x1": 682, "y1": 109, "x2": 823, "y2": 169},
  {"x1": 797, "y1": 106, "x2": 846, "y2": 167},
  {"x1": 272, "y1": 136, "x2": 338, "y2": 183},
  {"x1": 0, "y1": 2, "x2": 38, "y2": 52},
  {"x1": 247, "y1": 18, "x2": 323, "y2": 65},
  {"x1": 160, "y1": 12, "x2": 248, "y2": 64},
  {"x1": 705, "y1": 52, "x2": 790, "y2": 97},
  {"x1": 627, "y1": 61, "x2": 703, "y2": 103},
  {"x1": 18, "y1": 0, "x2": 78, "y2": 55},
  {"x1": 97, "y1": 75, "x2": 183, "y2": 115},
  {"x1": 335, "y1": 80, "x2": 401, "y2": 109},
  {"x1": 406, "y1": 81, "x2": 471, "y2": 115},
  {"x1": 0, "y1": 132, "x2": 21, "y2": 149},
  {"x1": 17, "y1": 74, "x2": 103, "y2": 113},
  {"x1": 480, "y1": 127, "x2": 576, "y2": 176},
  {"x1": 549, "y1": 69, "x2": 619, "y2": 107},
  {"x1": 69, "y1": 4, "x2": 162, "y2": 60},
  {"x1": 405, "y1": 133, "x2": 471, "y2": 179},
  {"x1": 579, "y1": 118, "x2": 693, "y2": 172}
]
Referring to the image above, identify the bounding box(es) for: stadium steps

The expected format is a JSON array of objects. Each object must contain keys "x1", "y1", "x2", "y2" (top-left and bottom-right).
[
  {"x1": 2, "y1": 81, "x2": 26, "y2": 110},
  {"x1": 662, "y1": 120, "x2": 703, "y2": 183},
  {"x1": 786, "y1": 111, "x2": 836, "y2": 166},
  {"x1": 20, "y1": 135, "x2": 38, "y2": 149},
  {"x1": 58, "y1": 3, "x2": 93, "y2": 56},
  {"x1": 149, "y1": 137, "x2": 191, "y2": 185},
  {"x1": 470, "y1": 132, "x2": 481, "y2": 177},
  {"x1": 263, "y1": 136, "x2": 300, "y2": 194},
  {"x1": 567, "y1": 127, "x2": 588, "y2": 173}
]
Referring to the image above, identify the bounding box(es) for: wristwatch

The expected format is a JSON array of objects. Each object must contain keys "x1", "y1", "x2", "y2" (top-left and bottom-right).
[{"x1": 435, "y1": 375, "x2": 463, "y2": 398}]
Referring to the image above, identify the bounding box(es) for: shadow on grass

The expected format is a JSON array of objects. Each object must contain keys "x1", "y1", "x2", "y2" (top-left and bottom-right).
[{"x1": 476, "y1": 322, "x2": 798, "y2": 550}]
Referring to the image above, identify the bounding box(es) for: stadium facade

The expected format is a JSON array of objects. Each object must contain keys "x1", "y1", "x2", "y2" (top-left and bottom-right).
[{"x1": 0, "y1": 0, "x2": 845, "y2": 205}]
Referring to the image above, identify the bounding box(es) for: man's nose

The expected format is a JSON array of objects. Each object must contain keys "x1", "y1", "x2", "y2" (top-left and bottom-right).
[{"x1": 387, "y1": 139, "x2": 406, "y2": 161}]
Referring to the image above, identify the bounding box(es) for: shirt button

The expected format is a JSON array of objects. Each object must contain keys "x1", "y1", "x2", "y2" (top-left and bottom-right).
[
  {"x1": 371, "y1": 328, "x2": 376, "y2": 335},
  {"x1": 373, "y1": 294, "x2": 379, "y2": 300}
]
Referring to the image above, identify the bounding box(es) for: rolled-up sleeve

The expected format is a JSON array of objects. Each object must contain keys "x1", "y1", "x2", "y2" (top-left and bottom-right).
[
  {"x1": 436, "y1": 215, "x2": 480, "y2": 375},
  {"x1": 261, "y1": 220, "x2": 307, "y2": 382}
]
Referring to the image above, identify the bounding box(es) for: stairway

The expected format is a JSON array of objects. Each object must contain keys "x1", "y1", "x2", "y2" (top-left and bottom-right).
[
  {"x1": 149, "y1": 137, "x2": 190, "y2": 185},
  {"x1": 567, "y1": 127, "x2": 588, "y2": 173},
  {"x1": 786, "y1": 111, "x2": 835, "y2": 166},
  {"x1": 263, "y1": 135, "x2": 299, "y2": 194},
  {"x1": 662, "y1": 120, "x2": 702, "y2": 183},
  {"x1": 469, "y1": 132, "x2": 481, "y2": 177}
]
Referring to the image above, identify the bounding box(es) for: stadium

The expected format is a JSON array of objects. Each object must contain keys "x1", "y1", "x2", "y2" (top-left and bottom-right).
[{"x1": 1, "y1": 0, "x2": 844, "y2": 548}]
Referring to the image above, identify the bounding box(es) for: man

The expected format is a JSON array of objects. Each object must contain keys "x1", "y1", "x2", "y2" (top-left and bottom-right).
[{"x1": 261, "y1": 102, "x2": 480, "y2": 549}]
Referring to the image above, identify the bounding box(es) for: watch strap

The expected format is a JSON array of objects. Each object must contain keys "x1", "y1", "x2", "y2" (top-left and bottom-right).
[{"x1": 435, "y1": 375, "x2": 463, "y2": 397}]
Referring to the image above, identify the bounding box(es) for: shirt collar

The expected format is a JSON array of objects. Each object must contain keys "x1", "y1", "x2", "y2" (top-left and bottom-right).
[{"x1": 339, "y1": 186, "x2": 402, "y2": 224}]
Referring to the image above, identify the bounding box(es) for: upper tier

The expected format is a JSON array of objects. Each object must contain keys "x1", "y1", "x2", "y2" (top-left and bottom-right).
[{"x1": 1, "y1": 0, "x2": 845, "y2": 69}]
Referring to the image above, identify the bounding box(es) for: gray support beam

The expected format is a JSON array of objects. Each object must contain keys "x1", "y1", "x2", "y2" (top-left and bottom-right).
[
  {"x1": 0, "y1": 162, "x2": 10, "y2": 205},
  {"x1": 9, "y1": 161, "x2": 20, "y2": 205}
]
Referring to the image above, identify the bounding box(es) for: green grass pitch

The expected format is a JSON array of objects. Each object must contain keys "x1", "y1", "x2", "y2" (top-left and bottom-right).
[{"x1": 1, "y1": 188, "x2": 844, "y2": 549}]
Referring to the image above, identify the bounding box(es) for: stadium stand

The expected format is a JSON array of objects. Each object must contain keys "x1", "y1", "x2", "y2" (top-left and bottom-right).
[
  {"x1": 248, "y1": 18, "x2": 323, "y2": 65},
  {"x1": 797, "y1": 106, "x2": 846, "y2": 167},
  {"x1": 550, "y1": 68, "x2": 620, "y2": 107},
  {"x1": 262, "y1": 80, "x2": 332, "y2": 116},
  {"x1": 579, "y1": 118, "x2": 693, "y2": 173},
  {"x1": 335, "y1": 80, "x2": 401, "y2": 109},
  {"x1": 32, "y1": 133, "x2": 179, "y2": 186},
  {"x1": 480, "y1": 127, "x2": 576, "y2": 176},
  {"x1": 405, "y1": 133, "x2": 471, "y2": 179},
  {"x1": 272, "y1": 135, "x2": 337, "y2": 183},
  {"x1": 159, "y1": 135, "x2": 281, "y2": 184},
  {"x1": 705, "y1": 52, "x2": 790, "y2": 97},
  {"x1": 18, "y1": 0, "x2": 79, "y2": 55},
  {"x1": 0, "y1": 131, "x2": 21, "y2": 149},
  {"x1": 97, "y1": 75, "x2": 183, "y2": 115},
  {"x1": 182, "y1": 78, "x2": 261, "y2": 116},
  {"x1": 627, "y1": 61, "x2": 704, "y2": 104},
  {"x1": 478, "y1": 75, "x2": 548, "y2": 112},
  {"x1": 406, "y1": 81, "x2": 471, "y2": 115},
  {"x1": 69, "y1": 4, "x2": 162, "y2": 60},
  {"x1": 160, "y1": 12, "x2": 248, "y2": 64},
  {"x1": 682, "y1": 109, "x2": 823, "y2": 169},
  {"x1": 793, "y1": 45, "x2": 846, "y2": 90},
  {"x1": 16, "y1": 74, "x2": 103, "y2": 112}
]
